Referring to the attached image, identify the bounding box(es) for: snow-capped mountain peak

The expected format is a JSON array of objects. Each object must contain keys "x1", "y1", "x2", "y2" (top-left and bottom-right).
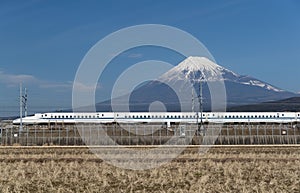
[
  {"x1": 159, "y1": 56, "x2": 285, "y2": 93},
  {"x1": 174, "y1": 56, "x2": 223, "y2": 73},
  {"x1": 160, "y1": 56, "x2": 236, "y2": 82}
]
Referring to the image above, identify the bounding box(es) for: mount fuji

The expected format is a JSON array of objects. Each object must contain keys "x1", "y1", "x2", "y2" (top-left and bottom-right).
[{"x1": 96, "y1": 56, "x2": 298, "y2": 112}]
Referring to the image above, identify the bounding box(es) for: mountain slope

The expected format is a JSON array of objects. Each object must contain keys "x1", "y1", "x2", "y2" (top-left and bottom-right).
[
  {"x1": 96, "y1": 56, "x2": 298, "y2": 112},
  {"x1": 159, "y1": 56, "x2": 285, "y2": 92},
  {"x1": 228, "y1": 97, "x2": 300, "y2": 112}
]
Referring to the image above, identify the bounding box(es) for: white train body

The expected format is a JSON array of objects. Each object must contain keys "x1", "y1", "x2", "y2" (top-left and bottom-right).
[{"x1": 13, "y1": 112, "x2": 300, "y2": 125}]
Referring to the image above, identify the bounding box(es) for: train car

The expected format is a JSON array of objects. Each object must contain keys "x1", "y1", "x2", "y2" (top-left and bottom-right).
[{"x1": 12, "y1": 111, "x2": 300, "y2": 125}]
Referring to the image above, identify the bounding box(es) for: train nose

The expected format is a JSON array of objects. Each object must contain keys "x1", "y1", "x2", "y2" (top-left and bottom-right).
[{"x1": 13, "y1": 118, "x2": 20, "y2": 124}]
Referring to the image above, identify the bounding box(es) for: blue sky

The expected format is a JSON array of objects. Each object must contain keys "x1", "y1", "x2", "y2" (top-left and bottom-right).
[{"x1": 0, "y1": 0, "x2": 300, "y2": 116}]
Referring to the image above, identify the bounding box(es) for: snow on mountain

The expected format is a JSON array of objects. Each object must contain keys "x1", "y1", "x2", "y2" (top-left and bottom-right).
[
  {"x1": 95, "y1": 56, "x2": 297, "y2": 112},
  {"x1": 159, "y1": 56, "x2": 284, "y2": 92}
]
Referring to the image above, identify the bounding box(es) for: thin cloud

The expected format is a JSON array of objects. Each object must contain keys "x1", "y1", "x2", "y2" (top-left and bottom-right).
[
  {"x1": 39, "y1": 82, "x2": 72, "y2": 89},
  {"x1": 0, "y1": 71, "x2": 38, "y2": 86},
  {"x1": 72, "y1": 81, "x2": 101, "y2": 92},
  {"x1": 0, "y1": 71, "x2": 73, "y2": 90}
]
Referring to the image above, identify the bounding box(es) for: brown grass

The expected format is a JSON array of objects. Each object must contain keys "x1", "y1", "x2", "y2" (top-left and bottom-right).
[{"x1": 0, "y1": 146, "x2": 299, "y2": 192}]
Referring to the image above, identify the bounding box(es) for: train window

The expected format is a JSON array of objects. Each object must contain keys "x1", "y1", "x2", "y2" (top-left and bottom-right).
[
  {"x1": 102, "y1": 114, "x2": 104, "y2": 116},
  {"x1": 148, "y1": 115, "x2": 150, "y2": 118},
  {"x1": 178, "y1": 116, "x2": 181, "y2": 118},
  {"x1": 174, "y1": 116, "x2": 177, "y2": 118},
  {"x1": 125, "y1": 116, "x2": 127, "y2": 118},
  {"x1": 254, "y1": 115, "x2": 257, "y2": 118},
  {"x1": 225, "y1": 116, "x2": 227, "y2": 118},
  {"x1": 117, "y1": 114, "x2": 119, "y2": 117},
  {"x1": 132, "y1": 115, "x2": 135, "y2": 118},
  {"x1": 58, "y1": 116, "x2": 61, "y2": 118},
  {"x1": 41, "y1": 115, "x2": 43, "y2": 118},
  {"x1": 213, "y1": 114, "x2": 215, "y2": 116},
  {"x1": 66, "y1": 116, "x2": 68, "y2": 118},
  {"x1": 229, "y1": 116, "x2": 231, "y2": 118},
  {"x1": 55, "y1": 116, "x2": 57, "y2": 118},
  {"x1": 282, "y1": 114, "x2": 284, "y2": 116},
  {"x1": 45, "y1": 114, "x2": 47, "y2": 117},
  {"x1": 170, "y1": 116, "x2": 173, "y2": 118},
  {"x1": 51, "y1": 116, "x2": 53, "y2": 118},
  {"x1": 144, "y1": 115, "x2": 146, "y2": 118}
]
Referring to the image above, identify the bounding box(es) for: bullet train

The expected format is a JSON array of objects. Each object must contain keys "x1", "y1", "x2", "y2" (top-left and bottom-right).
[{"x1": 13, "y1": 111, "x2": 300, "y2": 125}]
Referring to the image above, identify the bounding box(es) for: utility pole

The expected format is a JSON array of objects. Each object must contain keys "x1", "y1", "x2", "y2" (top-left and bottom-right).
[
  {"x1": 198, "y1": 76, "x2": 205, "y2": 135},
  {"x1": 199, "y1": 76, "x2": 203, "y2": 125},
  {"x1": 23, "y1": 88, "x2": 28, "y2": 117},
  {"x1": 19, "y1": 83, "x2": 23, "y2": 133},
  {"x1": 19, "y1": 84, "x2": 28, "y2": 133},
  {"x1": 192, "y1": 89, "x2": 195, "y2": 113}
]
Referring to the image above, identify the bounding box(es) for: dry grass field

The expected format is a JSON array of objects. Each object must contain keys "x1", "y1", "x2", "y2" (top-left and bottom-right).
[{"x1": 0, "y1": 146, "x2": 299, "y2": 193}]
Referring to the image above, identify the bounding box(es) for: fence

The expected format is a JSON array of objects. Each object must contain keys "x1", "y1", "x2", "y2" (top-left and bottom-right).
[{"x1": 0, "y1": 121, "x2": 299, "y2": 146}]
